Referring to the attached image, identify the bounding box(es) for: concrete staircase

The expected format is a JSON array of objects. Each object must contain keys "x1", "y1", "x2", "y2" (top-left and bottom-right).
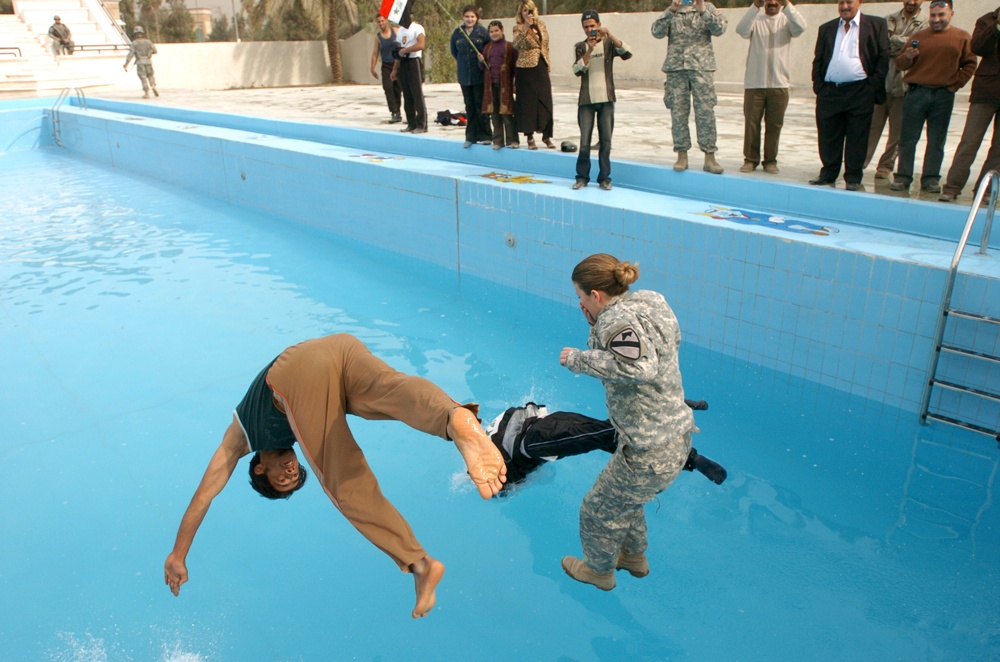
[{"x1": 1, "y1": 0, "x2": 128, "y2": 96}]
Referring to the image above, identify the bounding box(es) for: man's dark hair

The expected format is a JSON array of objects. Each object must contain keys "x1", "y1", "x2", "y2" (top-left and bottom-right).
[{"x1": 248, "y1": 452, "x2": 308, "y2": 500}]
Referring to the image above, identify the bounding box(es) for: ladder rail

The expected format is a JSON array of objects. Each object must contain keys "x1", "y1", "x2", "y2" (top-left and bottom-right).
[
  {"x1": 50, "y1": 88, "x2": 87, "y2": 148},
  {"x1": 919, "y1": 170, "x2": 998, "y2": 425}
]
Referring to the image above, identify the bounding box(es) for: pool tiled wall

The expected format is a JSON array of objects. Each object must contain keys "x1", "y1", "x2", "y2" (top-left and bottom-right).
[{"x1": 12, "y1": 102, "x2": 999, "y2": 433}]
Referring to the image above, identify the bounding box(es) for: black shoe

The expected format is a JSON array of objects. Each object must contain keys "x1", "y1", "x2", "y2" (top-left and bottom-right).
[
  {"x1": 400, "y1": 126, "x2": 414, "y2": 133},
  {"x1": 389, "y1": 113, "x2": 402, "y2": 124},
  {"x1": 809, "y1": 176, "x2": 836, "y2": 186},
  {"x1": 845, "y1": 182, "x2": 860, "y2": 191}
]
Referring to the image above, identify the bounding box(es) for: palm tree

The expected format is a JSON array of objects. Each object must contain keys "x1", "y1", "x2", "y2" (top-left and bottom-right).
[{"x1": 245, "y1": 0, "x2": 358, "y2": 82}]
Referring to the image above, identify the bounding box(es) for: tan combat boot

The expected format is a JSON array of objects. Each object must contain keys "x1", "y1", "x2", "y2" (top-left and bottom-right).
[
  {"x1": 703, "y1": 152, "x2": 724, "y2": 174},
  {"x1": 562, "y1": 556, "x2": 615, "y2": 591},
  {"x1": 673, "y1": 150, "x2": 688, "y2": 171},
  {"x1": 615, "y1": 551, "x2": 650, "y2": 578}
]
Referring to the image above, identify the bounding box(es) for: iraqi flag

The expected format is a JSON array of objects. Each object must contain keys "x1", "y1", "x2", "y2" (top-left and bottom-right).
[{"x1": 379, "y1": 0, "x2": 415, "y2": 27}]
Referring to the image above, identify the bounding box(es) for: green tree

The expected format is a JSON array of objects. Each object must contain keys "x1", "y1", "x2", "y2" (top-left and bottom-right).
[
  {"x1": 159, "y1": 0, "x2": 196, "y2": 42},
  {"x1": 209, "y1": 15, "x2": 233, "y2": 41},
  {"x1": 137, "y1": 0, "x2": 162, "y2": 40},
  {"x1": 118, "y1": 0, "x2": 137, "y2": 36},
  {"x1": 245, "y1": 0, "x2": 359, "y2": 81},
  {"x1": 282, "y1": 0, "x2": 320, "y2": 40}
]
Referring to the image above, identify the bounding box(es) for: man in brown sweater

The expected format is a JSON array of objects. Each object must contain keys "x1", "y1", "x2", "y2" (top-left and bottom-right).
[
  {"x1": 940, "y1": 5, "x2": 1000, "y2": 201},
  {"x1": 890, "y1": 0, "x2": 978, "y2": 193}
]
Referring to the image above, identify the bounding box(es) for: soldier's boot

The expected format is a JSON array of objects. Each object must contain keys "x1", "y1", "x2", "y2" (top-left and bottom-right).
[
  {"x1": 142, "y1": 90, "x2": 150, "y2": 99},
  {"x1": 562, "y1": 556, "x2": 615, "y2": 590},
  {"x1": 703, "y1": 152, "x2": 724, "y2": 175},
  {"x1": 152, "y1": 87, "x2": 159, "y2": 97},
  {"x1": 673, "y1": 150, "x2": 688, "y2": 172},
  {"x1": 615, "y1": 551, "x2": 650, "y2": 578}
]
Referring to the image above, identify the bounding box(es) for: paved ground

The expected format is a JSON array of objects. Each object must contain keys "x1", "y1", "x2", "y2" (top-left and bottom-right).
[{"x1": 97, "y1": 81, "x2": 992, "y2": 205}]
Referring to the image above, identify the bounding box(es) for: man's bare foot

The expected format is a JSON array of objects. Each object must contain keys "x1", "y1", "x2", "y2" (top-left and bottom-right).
[
  {"x1": 410, "y1": 555, "x2": 445, "y2": 618},
  {"x1": 448, "y1": 407, "x2": 507, "y2": 498}
]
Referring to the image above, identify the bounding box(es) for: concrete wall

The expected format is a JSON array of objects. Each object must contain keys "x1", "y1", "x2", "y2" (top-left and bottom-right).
[{"x1": 340, "y1": 0, "x2": 997, "y2": 92}]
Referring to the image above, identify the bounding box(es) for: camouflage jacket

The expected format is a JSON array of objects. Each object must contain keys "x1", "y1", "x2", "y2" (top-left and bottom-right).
[
  {"x1": 125, "y1": 38, "x2": 157, "y2": 67},
  {"x1": 564, "y1": 289, "x2": 694, "y2": 462},
  {"x1": 885, "y1": 8, "x2": 925, "y2": 97},
  {"x1": 651, "y1": 4, "x2": 728, "y2": 73}
]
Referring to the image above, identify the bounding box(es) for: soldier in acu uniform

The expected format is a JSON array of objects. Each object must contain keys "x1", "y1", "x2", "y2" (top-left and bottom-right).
[
  {"x1": 124, "y1": 26, "x2": 158, "y2": 99},
  {"x1": 652, "y1": 0, "x2": 728, "y2": 174},
  {"x1": 559, "y1": 254, "x2": 697, "y2": 591}
]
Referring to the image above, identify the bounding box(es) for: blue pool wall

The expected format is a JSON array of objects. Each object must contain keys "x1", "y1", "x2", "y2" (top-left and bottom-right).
[{"x1": 3, "y1": 100, "x2": 998, "y2": 432}]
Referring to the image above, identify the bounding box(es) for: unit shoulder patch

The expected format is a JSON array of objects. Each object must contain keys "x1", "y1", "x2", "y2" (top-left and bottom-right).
[{"x1": 606, "y1": 324, "x2": 644, "y2": 362}]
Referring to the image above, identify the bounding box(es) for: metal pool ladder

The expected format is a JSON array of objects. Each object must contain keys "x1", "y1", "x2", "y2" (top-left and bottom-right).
[
  {"x1": 51, "y1": 87, "x2": 88, "y2": 148},
  {"x1": 919, "y1": 170, "x2": 999, "y2": 442}
]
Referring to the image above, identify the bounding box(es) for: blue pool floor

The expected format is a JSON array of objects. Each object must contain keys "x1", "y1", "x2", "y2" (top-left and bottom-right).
[{"x1": 1, "y1": 148, "x2": 998, "y2": 661}]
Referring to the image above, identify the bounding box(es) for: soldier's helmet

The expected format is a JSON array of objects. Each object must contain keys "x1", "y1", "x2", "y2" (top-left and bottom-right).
[
  {"x1": 133, "y1": 26, "x2": 145, "y2": 35},
  {"x1": 53, "y1": 15, "x2": 61, "y2": 20}
]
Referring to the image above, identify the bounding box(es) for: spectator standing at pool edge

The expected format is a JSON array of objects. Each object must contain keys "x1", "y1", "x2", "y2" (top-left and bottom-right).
[
  {"x1": 940, "y1": 5, "x2": 1000, "y2": 202},
  {"x1": 479, "y1": 20, "x2": 519, "y2": 150},
  {"x1": 163, "y1": 333, "x2": 505, "y2": 619},
  {"x1": 513, "y1": 0, "x2": 557, "y2": 150},
  {"x1": 372, "y1": 14, "x2": 403, "y2": 124},
  {"x1": 124, "y1": 26, "x2": 158, "y2": 99},
  {"x1": 391, "y1": 14, "x2": 428, "y2": 134},
  {"x1": 890, "y1": 0, "x2": 976, "y2": 194},
  {"x1": 735, "y1": 0, "x2": 808, "y2": 175},
  {"x1": 864, "y1": 0, "x2": 925, "y2": 180},
  {"x1": 809, "y1": 0, "x2": 889, "y2": 191},
  {"x1": 652, "y1": 0, "x2": 728, "y2": 174},
  {"x1": 451, "y1": 5, "x2": 492, "y2": 148},
  {"x1": 559, "y1": 255, "x2": 696, "y2": 591},
  {"x1": 572, "y1": 9, "x2": 632, "y2": 192}
]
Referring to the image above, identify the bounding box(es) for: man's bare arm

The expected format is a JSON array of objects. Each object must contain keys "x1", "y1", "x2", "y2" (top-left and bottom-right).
[{"x1": 164, "y1": 417, "x2": 249, "y2": 596}]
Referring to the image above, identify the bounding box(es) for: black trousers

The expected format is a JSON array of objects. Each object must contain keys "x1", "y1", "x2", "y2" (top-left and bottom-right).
[
  {"x1": 397, "y1": 57, "x2": 427, "y2": 130},
  {"x1": 815, "y1": 80, "x2": 876, "y2": 184},
  {"x1": 380, "y1": 61, "x2": 401, "y2": 115},
  {"x1": 460, "y1": 83, "x2": 492, "y2": 143}
]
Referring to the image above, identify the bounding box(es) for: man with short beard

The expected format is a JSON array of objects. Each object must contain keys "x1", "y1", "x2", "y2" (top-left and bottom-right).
[
  {"x1": 735, "y1": 0, "x2": 808, "y2": 175},
  {"x1": 864, "y1": 0, "x2": 925, "y2": 180},
  {"x1": 890, "y1": 0, "x2": 977, "y2": 194}
]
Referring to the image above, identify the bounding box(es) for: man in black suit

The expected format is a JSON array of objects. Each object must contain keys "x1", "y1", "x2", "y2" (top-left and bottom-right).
[{"x1": 810, "y1": 0, "x2": 890, "y2": 190}]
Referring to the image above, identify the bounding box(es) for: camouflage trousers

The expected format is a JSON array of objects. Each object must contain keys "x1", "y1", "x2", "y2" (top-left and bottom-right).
[
  {"x1": 579, "y1": 434, "x2": 690, "y2": 574},
  {"x1": 136, "y1": 63, "x2": 155, "y2": 92},
  {"x1": 663, "y1": 70, "x2": 719, "y2": 153}
]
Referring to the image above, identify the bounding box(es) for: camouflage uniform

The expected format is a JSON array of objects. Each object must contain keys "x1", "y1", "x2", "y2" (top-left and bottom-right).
[
  {"x1": 564, "y1": 290, "x2": 695, "y2": 574},
  {"x1": 651, "y1": 4, "x2": 727, "y2": 153},
  {"x1": 125, "y1": 38, "x2": 158, "y2": 93}
]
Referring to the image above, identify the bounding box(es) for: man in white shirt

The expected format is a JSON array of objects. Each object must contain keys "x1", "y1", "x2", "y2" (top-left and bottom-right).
[
  {"x1": 391, "y1": 17, "x2": 428, "y2": 133},
  {"x1": 736, "y1": 0, "x2": 808, "y2": 174},
  {"x1": 810, "y1": 0, "x2": 890, "y2": 190}
]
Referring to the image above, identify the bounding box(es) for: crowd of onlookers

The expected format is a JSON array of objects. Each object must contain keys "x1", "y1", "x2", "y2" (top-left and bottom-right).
[{"x1": 370, "y1": 0, "x2": 999, "y2": 200}]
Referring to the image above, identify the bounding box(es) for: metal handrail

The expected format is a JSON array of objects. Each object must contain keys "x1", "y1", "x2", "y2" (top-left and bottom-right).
[
  {"x1": 51, "y1": 87, "x2": 88, "y2": 148},
  {"x1": 919, "y1": 170, "x2": 998, "y2": 423},
  {"x1": 0, "y1": 46, "x2": 23, "y2": 57}
]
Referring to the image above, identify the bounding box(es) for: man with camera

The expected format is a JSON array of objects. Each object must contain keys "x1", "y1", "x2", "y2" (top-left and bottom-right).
[
  {"x1": 889, "y1": 0, "x2": 977, "y2": 194},
  {"x1": 652, "y1": 0, "x2": 728, "y2": 174},
  {"x1": 571, "y1": 9, "x2": 632, "y2": 191}
]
